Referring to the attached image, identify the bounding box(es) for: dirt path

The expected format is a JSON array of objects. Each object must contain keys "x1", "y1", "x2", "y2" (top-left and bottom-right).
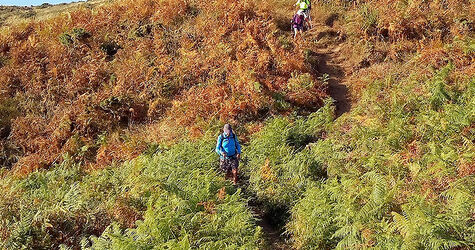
[
  {"x1": 273, "y1": 8, "x2": 352, "y2": 118},
  {"x1": 306, "y1": 24, "x2": 352, "y2": 117},
  {"x1": 237, "y1": 177, "x2": 290, "y2": 249},
  {"x1": 250, "y1": 200, "x2": 289, "y2": 250},
  {"x1": 316, "y1": 45, "x2": 351, "y2": 117},
  {"x1": 242, "y1": 20, "x2": 353, "y2": 250}
]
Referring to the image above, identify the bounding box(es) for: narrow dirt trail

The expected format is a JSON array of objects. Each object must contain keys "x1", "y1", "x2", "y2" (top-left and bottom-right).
[
  {"x1": 305, "y1": 23, "x2": 352, "y2": 117},
  {"x1": 316, "y1": 45, "x2": 351, "y2": 117},
  {"x1": 238, "y1": 177, "x2": 290, "y2": 250},
  {"x1": 241, "y1": 22, "x2": 353, "y2": 249},
  {"x1": 249, "y1": 200, "x2": 289, "y2": 250}
]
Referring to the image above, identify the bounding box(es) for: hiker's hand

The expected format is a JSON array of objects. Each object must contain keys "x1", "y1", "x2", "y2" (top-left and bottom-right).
[
  {"x1": 223, "y1": 152, "x2": 227, "y2": 157},
  {"x1": 236, "y1": 154, "x2": 240, "y2": 160}
]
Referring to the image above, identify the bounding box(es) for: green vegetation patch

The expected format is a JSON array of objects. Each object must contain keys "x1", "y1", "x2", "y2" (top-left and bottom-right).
[
  {"x1": 287, "y1": 63, "x2": 475, "y2": 249},
  {"x1": 0, "y1": 138, "x2": 263, "y2": 249}
]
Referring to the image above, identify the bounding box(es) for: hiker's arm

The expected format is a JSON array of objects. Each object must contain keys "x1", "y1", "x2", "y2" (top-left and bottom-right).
[
  {"x1": 235, "y1": 136, "x2": 242, "y2": 154},
  {"x1": 216, "y1": 136, "x2": 224, "y2": 156}
]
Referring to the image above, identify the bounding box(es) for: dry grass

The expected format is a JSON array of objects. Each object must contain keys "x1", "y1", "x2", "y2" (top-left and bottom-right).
[
  {"x1": 0, "y1": 0, "x2": 108, "y2": 27},
  {"x1": 0, "y1": 0, "x2": 328, "y2": 173}
]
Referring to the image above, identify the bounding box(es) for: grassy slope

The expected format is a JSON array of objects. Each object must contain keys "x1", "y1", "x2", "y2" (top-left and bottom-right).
[
  {"x1": 0, "y1": 0, "x2": 473, "y2": 249},
  {"x1": 0, "y1": 138, "x2": 263, "y2": 248},
  {"x1": 0, "y1": 0, "x2": 326, "y2": 173},
  {"x1": 0, "y1": 1, "x2": 108, "y2": 26}
]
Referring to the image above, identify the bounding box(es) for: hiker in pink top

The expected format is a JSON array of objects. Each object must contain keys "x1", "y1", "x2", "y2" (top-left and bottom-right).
[{"x1": 291, "y1": 10, "x2": 306, "y2": 39}]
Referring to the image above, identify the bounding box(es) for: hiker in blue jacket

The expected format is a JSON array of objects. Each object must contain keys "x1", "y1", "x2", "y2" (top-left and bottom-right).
[{"x1": 216, "y1": 124, "x2": 241, "y2": 184}]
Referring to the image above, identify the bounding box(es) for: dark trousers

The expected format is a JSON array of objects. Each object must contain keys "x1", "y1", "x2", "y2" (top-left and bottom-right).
[{"x1": 220, "y1": 157, "x2": 239, "y2": 172}]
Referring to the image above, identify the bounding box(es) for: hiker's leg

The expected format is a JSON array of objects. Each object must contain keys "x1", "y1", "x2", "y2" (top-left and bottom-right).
[
  {"x1": 221, "y1": 159, "x2": 231, "y2": 179},
  {"x1": 293, "y1": 28, "x2": 297, "y2": 39},
  {"x1": 295, "y1": 28, "x2": 302, "y2": 39},
  {"x1": 220, "y1": 159, "x2": 225, "y2": 172},
  {"x1": 303, "y1": 9, "x2": 311, "y2": 29},
  {"x1": 232, "y1": 168, "x2": 238, "y2": 184},
  {"x1": 231, "y1": 158, "x2": 239, "y2": 184},
  {"x1": 307, "y1": 10, "x2": 312, "y2": 28},
  {"x1": 225, "y1": 160, "x2": 232, "y2": 179}
]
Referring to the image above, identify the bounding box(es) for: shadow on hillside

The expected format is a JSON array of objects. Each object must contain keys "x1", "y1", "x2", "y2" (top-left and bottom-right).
[
  {"x1": 325, "y1": 13, "x2": 339, "y2": 27},
  {"x1": 236, "y1": 172, "x2": 291, "y2": 250},
  {"x1": 274, "y1": 14, "x2": 292, "y2": 32}
]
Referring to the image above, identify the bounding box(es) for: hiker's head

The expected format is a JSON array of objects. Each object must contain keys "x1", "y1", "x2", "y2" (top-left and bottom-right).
[{"x1": 223, "y1": 124, "x2": 232, "y2": 136}]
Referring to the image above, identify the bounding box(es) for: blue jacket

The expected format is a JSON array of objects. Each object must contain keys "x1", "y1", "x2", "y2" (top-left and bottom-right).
[{"x1": 216, "y1": 132, "x2": 241, "y2": 159}]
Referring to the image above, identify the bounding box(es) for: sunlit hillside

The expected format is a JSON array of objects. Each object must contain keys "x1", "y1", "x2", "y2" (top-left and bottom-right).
[
  {"x1": 0, "y1": 0, "x2": 473, "y2": 249},
  {"x1": 0, "y1": 1, "x2": 109, "y2": 26}
]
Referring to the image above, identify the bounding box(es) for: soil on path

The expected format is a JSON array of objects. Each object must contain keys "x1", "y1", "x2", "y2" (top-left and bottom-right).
[
  {"x1": 305, "y1": 23, "x2": 352, "y2": 118},
  {"x1": 242, "y1": 21, "x2": 353, "y2": 249}
]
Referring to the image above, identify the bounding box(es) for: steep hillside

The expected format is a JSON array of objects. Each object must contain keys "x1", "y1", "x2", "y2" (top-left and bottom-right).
[
  {"x1": 0, "y1": 0, "x2": 473, "y2": 249},
  {"x1": 0, "y1": 1, "x2": 108, "y2": 26},
  {"x1": 0, "y1": 0, "x2": 327, "y2": 174}
]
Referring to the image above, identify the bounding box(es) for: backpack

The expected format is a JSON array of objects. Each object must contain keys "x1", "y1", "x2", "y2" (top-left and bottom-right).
[
  {"x1": 298, "y1": 0, "x2": 310, "y2": 10},
  {"x1": 292, "y1": 13, "x2": 304, "y2": 26},
  {"x1": 220, "y1": 133, "x2": 238, "y2": 156},
  {"x1": 306, "y1": 0, "x2": 311, "y2": 9}
]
